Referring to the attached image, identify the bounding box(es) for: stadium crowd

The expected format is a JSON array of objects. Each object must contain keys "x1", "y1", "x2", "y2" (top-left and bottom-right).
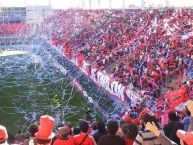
[
  {"x1": 1, "y1": 8, "x2": 193, "y2": 145},
  {"x1": 1, "y1": 100, "x2": 193, "y2": 145},
  {"x1": 46, "y1": 8, "x2": 193, "y2": 110}
]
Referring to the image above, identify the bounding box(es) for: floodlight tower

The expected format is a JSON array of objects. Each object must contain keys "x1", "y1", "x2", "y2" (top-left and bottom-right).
[
  {"x1": 109, "y1": 0, "x2": 111, "y2": 9},
  {"x1": 89, "y1": 0, "x2": 91, "y2": 9},
  {"x1": 166, "y1": 0, "x2": 169, "y2": 7},
  {"x1": 141, "y1": 0, "x2": 145, "y2": 8}
]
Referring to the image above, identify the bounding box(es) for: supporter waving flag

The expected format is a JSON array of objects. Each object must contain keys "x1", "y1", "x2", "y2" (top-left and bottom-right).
[{"x1": 166, "y1": 86, "x2": 188, "y2": 108}]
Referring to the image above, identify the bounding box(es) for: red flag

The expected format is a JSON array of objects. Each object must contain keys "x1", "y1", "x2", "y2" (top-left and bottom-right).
[
  {"x1": 63, "y1": 43, "x2": 70, "y2": 57},
  {"x1": 77, "y1": 54, "x2": 84, "y2": 67},
  {"x1": 166, "y1": 86, "x2": 187, "y2": 108},
  {"x1": 63, "y1": 34, "x2": 69, "y2": 39},
  {"x1": 51, "y1": 38, "x2": 58, "y2": 46}
]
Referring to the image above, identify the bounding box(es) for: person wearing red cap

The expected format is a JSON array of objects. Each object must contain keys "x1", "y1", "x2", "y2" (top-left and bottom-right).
[
  {"x1": 35, "y1": 115, "x2": 55, "y2": 145},
  {"x1": 74, "y1": 121, "x2": 96, "y2": 145},
  {"x1": 0, "y1": 125, "x2": 8, "y2": 145}
]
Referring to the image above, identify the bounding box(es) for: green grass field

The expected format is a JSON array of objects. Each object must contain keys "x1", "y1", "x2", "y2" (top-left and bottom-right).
[{"x1": 0, "y1": 48, "x2": 91, "y2": 134}]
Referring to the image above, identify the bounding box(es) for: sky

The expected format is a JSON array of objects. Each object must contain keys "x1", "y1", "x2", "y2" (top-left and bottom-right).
[{"x1": 0, "y1": 0, "x2": 193, "y2": 9}]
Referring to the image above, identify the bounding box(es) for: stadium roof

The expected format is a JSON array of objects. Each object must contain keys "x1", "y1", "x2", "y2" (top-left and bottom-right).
[{"x1": 0, "y1": 0, "x2": 193, "y2": 9}]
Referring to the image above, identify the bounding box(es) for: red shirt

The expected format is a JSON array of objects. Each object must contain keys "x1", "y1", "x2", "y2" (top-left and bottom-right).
[
  {"x1": 53, "y1": 137, "x2": 75, "y2": 145},
  {"x1": 125, "y1": 138, "x2": 134, "y2": 145},
  {"x1": 74, "y1": 133, "x2": 96, "y2": 145}
]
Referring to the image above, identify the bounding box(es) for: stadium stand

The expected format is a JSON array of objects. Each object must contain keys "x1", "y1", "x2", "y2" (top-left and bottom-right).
[
  {"x1": 0, "y1": 8, "x2": 30, "y2": 45},
  {"x1": 0, "y1": 7, "x2": 193, "y2": 145},
  {"x1": 46, "y1": 9, "x2": 193, "y2": 109}
]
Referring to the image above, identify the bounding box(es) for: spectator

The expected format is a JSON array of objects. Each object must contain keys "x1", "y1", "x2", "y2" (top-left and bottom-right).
[
  {"x1": 145, "y1": 122, "x2": 178, "y2": 145},
  {"x1": 15, "y1": 130, "x2": 25, "y2": 144},
  {"x1": 98, "y1": 120, "x2": 126, "y2": 145},
  {"x1": 74, "y1": 121, "x2": 96, "y2": 145},
  {"x1": 164, "y1": 111, "x2": 184, "y2": 145},
  {"x1": 72, "y1": 127, "x2": 80, "y2": 135},
  {"x1": 91, "y1": 122, "x2": 98, "y2": 136},
  {"x1": 177, "y1": 100, "x2": 193, "y2": 145},
  {"x1": 117, "y1": 120, "x2": 126, "y2": 136},
  {"x1": 0, "y1": 125, "x2": 9, "y2": 145},
  {"x1": 22, "y1": 123, "x2": 39, "y2": 145},
  {"x1": 53, "y1": 126, "x2": 74, "y2": 145},
  {"x1": 181, "y1": 109, "x2": 191, "y2": 131},
  {"x1": 93, "y1": 121, "x2": 107, "y2": 143},
  {"x1": 133, "y1": 113, "x2": 161, "y2": 145},
  {"x1": 122, "y1": 123, "x2": 138, "y2": 145},
  {"x1": 7, "y1": 133, "x2": 15, "y2": 145},
  {"x1": 35, "y1": 115, "x2": 55, "y2": 145},
  {"x1": 146, "y1": 100, "x2": 193, "y2": 145}
]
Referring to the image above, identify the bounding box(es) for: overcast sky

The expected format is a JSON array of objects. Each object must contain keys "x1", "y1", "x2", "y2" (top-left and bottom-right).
[{"x1": 0, "y1": 0, "x2": 192, "y2": 9}]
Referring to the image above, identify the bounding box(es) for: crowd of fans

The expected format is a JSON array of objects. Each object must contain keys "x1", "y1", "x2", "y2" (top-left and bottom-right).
[
  {"x1": 1, "y1": 8, "x2": 193, "y2": 145},
  {"x1": 1, "y1": 100, "x2": 193, "y2": 145},
  {"x1": 45, "y1": 9, "x2": 193, "y2": 109},
  {"x1": 0, "y1": 23, "x2": 30, "y2": 45}
]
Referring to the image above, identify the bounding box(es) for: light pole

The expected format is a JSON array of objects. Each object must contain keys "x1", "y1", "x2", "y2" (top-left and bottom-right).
[
  {"x1": 109, "y1": 0, "x2": 111, "y2": 9},
  {"x1": 123, "y1": 0, "x2": 125, "y2": 9},
  {"x1": 166, "y1": 0, "x2": 169, "y2": 7}
]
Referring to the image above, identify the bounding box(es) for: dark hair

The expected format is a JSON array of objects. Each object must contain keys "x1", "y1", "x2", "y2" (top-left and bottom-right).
[
  {"x1": 79, "y1": 121, "x2": 89, "y2": 133},
  {"x1": 107, "y1": 120, "x2": 118, "y2": 135},
  {"x1": 92, "y1": 122, "x2": 98, "y2": 131},
  {"x1": 185, "y1": 109, "x2": 191, "y2": 116},
  {"x1": 120, "y1": 120, "x2": 126, "y2": 127},
  {"x1": 18, "y1": 130, "x2": 22, "y2": 134},
  {"x1": 141, "y1": 113, "x2": 159, "y2": 130},
  {"x1": 63, "y1": 124, "x2": 72, "y2": 135},
  {"x1": 73, "y1": 127, "x2": 81, "y2": 135},
  {"x1": 168, "y1": 111, "x2": 178, "y2": 122},
  {"x1": 122, "y1": 123, "x2": 138, "y2": 140},
  {"x1": 97, "y1": 121, "x2": 106, "y2": 133},
  {"x1": 29, "y1": 123, "x2": 39, "y2": 137},
  {"x1": 36, "y1": 138, "x2": 51, "y2": 144}
]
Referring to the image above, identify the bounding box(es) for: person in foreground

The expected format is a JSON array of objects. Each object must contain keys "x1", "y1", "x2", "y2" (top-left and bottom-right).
[
  {"x1": 35, "y1": 115, "x2": 55, "y2": 145},
  {"x1": 53, "y1": 125, "x2": 74, "y2": 145},
  {"x1": 133, "y1": 112, "x2": 161, "y2": 145},
  {"x1": 74, "y1": 120, "x2": 96, "y2": 145},
  {"x1": 22, "y1": 123, "x2": 39, "y2": 145},
  {"x1": 97, "y1": 120, "x2": 126, "y2": 145},
  {"x1": 0, "y1": 125, "x2": 9, "y2": 145},
  {"x1": 145, "y1": 100, "x2": 193, "y2": 145}
]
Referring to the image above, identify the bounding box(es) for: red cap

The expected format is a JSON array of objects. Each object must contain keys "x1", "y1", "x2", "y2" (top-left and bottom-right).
[
  {"x1": 0, "y1": 125, "x2": 8, "y2": 141},
  {"x1": 35, "y1": 115, "x2": 55, "y2": 140},
  {"x1": 177, "y1": 130, "x2": 193, "y2": 145}
]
